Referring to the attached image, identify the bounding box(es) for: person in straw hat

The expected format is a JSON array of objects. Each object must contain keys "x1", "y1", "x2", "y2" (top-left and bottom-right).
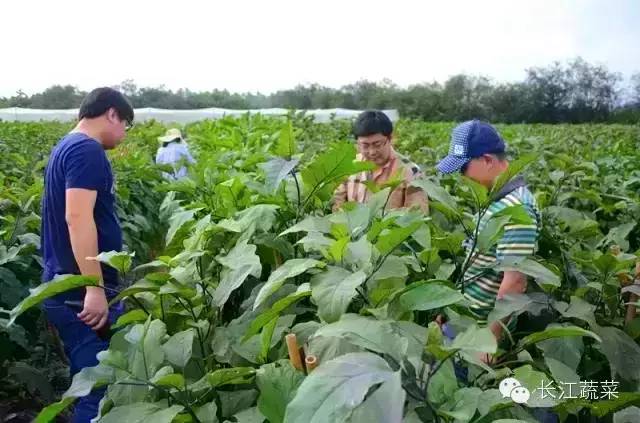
[{"x1": 155, "y1": 128, "x2": 195, "y2": 180}]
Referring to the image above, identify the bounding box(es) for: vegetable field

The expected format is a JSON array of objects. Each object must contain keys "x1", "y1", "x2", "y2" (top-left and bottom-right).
[{"x1": 1, "y1": 117, "x2": 639, "y2": 422}]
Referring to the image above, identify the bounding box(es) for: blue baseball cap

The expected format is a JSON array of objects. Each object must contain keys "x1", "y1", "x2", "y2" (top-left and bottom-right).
[{"x1": 436, "y1": 120, "x2": 506, "y2": 174}]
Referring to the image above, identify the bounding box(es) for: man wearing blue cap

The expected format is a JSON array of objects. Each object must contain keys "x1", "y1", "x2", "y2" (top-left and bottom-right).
[{"x1": 437, "y1": 120, "x2": 542, "y2": 362}]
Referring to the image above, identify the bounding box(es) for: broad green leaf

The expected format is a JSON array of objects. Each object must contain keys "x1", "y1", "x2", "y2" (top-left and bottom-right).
[
  {"x1": 259, "y1": 317, "x2": 278, "y2": 363},
  {"x1": 428, "y1": 359, "x2": 457, "y2": 405},
  {"x1": 217, "y1": 205, "x2": 279, "y2": 235},
  {"x1": 9, "y1": 275, "x2": 99, "y2": 325},
  {"x1": 497, "y1": 258, "x2": 561, "y2": 287},
  {"x1": 306, "y1": 335, "x2": 363, "y2": 364},
  {"x1": 410, "y1": 178, "x2": 459, "y2": 212},
  {"x1": 451, "y1": 324, "x2": 497, "y2": 354},
  {"x1": 396, "y1": 281, "x2": 464, "y2": 312},
  {"x1": 519, "y1": 326, "x2": 601, "y2": 348},
  {"x1": 490, "y1": 154, "x2": 537, "y2": 198},
  {"x1": 348, "y1": 367, "x2": 406, "y2": 423},
  {"x1": 109, "y1": 280, "x2": 160, "y2": 305},
  {"x1": 284, "y1": 352, "x2": 403, "y2": 423},
  {"x1": 219, "y1": 390, "x2": 259, "y2": 419},
  {"x1": 98, "y1": 403, "x2": 184, "y2": 423},
  {"x1": 555, "y1": 296, "x2": 597, "y2": 328},
  {"x1": 312, "y1": 314, "x2": 407, "y2": 362},
  {"x1": 301, "y1": 142, "x2": 374, "y2": 202},
  {"x1": 256, "y1": 360, "x2": 305, "y2": 423},
  {"x1": 162, "y1": 329, "x2": 195, "y2": 368},
  {"x1": 94, "y1": 250, "x2": 135, "y2": 274},
  {"x1": 311, "y1": 267, "x2": 366, "y2": 323},
  {"x1": 254, "y1": 258, "x2": 324, "y2": 309},
  {"x1": 166, "y1": 209, "x2": 197, "y2": 246},
  {"x1": 153, "y1": 373, "x2": 185, "y2": 389},
  {"x1": 214, "y1": 241, "x2": 262, "y2": 307},
  {"x1": 113, "y1": 309, "x2": 149, "y2": 329},
  {"x1": 35, "y1": 397, "x2": 76, "y2": 423},
  {"x1": 244, "y1": 287, "x2": 311, "y2": 341},
  {"x1": 512, "y1": 365, "x2": 558, "y2": 407},
  {"x1": 592, "y1": 396, "x2": 640, "y2": 418},
  {"x1": 195, "y1": 401, "x2": 219, "y2": 423},
  {"x1": 461, "y1": 175, "x2": 488, "y2": 207},
  {"x1": 261, "y1": 158, "x2": 299, "y2": 194},
  {"x1": 477, "y1": 215, "x2": 512, "y2": 252},
  {"x1": 126, "y1": 319, "x2": 167, "y2": 379},
  {"x1": 440, "y1": 387, "x2": 483, "y2": 422},
  {"x1": 208, "y1": 367, "x2": 256, "y2": 387},
  {"x1": 276, "y1": 119, "x2": 296, "y2": 159},
  {"x1": 375, "y1": 221, "x2": 421, "y2": 255},
  {"x1": 488, "y1": 294, "x2": 533, "y2": 324},
  {"x1": 593, "y1": 325, "x2": 640, "y2": 383},
  {"x1": 232, "y1": 406, "x2": 266, "y2": 423},
  {"x1": 279, "y1": 216, "x2": 331, "y2": 236},
  {"x1": 328, "y1": 236, "x2": 350, "y2": 262}
]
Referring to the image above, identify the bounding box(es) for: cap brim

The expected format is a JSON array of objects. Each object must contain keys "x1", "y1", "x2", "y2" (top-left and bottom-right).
[
  {"x1": 158, "y1": 135, "x2": 182, "y2": 143},
  {"x1": 436, "y1": 155, "x2": 470, "y2": 174}
]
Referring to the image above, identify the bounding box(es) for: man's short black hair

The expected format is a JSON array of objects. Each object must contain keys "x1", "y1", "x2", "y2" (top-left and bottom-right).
[
  {"x1": 78, "y1": 87, "x2": 134, "y2": 125},
  {"x1": 352, "y1": 110, "x2": 393, "y2": 139}
]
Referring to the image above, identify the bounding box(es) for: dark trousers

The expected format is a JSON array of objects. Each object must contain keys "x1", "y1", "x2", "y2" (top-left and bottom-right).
[{"x1": 43, "y1": 298, "x2": 123, "y2": 423}]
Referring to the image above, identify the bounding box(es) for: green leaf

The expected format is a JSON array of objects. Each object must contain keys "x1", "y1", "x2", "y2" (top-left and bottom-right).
[
  {"x1": 512, "y1": 364, "x2": 558, "y2": 407},
  {"x1": 113, "y1": 309, "x2": 149, "y2": 330},
  {"x1": 166, "y1": 209, "x2": 197, "y2": 246},
  {"x1": 312, "y1": 314, "x2": 407, "y2": 362},
  {"x1": 519, "y1": 326, "x2": 601, "y2": 348},
  {"x1": 98, "y1": 403, "x2": 184, "y2": 423},
  {"x1": 395, "y1": 281, "x2": 464, "y2": 312},
  {"x1": 35, "y1": 397, "x2": 76, "y2": 423},
  {"x1": 490, "y1": 154, "x2": 537, "y2": 198},
  {"x1": 301, "y1": 142, "x2": 374, "y2": 202},
  {"x1": 208, "y1": 367, "x2": 256, "y2": 387},
  {"x1": 311, "y1": 267, "x2": 366, "y2": 323},
  {"x1": 488, "y1": 294, "x2": 534, "y2": 324},
  {"x1": 195, "y1": 401, "x2": 219, "y2": 423},
  {"x1": 109, "y1": 280, "x2": 160, "y2": 305},
  {"x1": 477, "y1": 215, "x2": 512, "y2": 252},
  {"x1": 440, "y1": 387, "x2": 483, "y2": 421},
  {"x1": 328, "y1": 236, "x2": 350, "y2": 262},
  {"x1": 244, "y1": 287, "x2": 311, "y2": 341},
  {"x1": 232, "y1": 406, "x2": 265, "y2": 423},
  {"x1": 259, "y1": 317, "x2": 278, "y2": 363},
  {"x1": 162, "y1": 329, "x2": 195, "y2": 368},
  {"x1": 451, "y1": 324, "x2": 497, "y2": 354},
  {"x1": 217, "y1": 205, "x2": 280, "y2": 236},
  {"x1": 256, "y1": 360, "x2": 305, "y2": 423},
  {"x1": 153, "y1": 373, "x2": 185, "y2": 389},
  {"x1": 461, "y1": 175, "x2": 488, "y2": 207},
  {"x1": 428, "y1": 359, "x2": 457, "y2": 405},
  {"x1": 348, "y1": 365, "x2": 405, "y2": 423},
  {"x1": 410, "y1": 179, "x2": 459, "y2": 215},
  {"x1": 126, "y1": 319, "x2": 167, "y2": 379},
  {"x1": 253, "y1": 258, "x2": 324, "y2": 309},
  {"x1": 94, "y1": 250, "x2": 135, "y2": 274},
  {"x1": 9, "y1": 275, "x2": 99, "y2": 325},
  {"x1": 284, "y1": 352, "x2": 404, "y2": 423},
  {"x1": 375, "y1": 221, "x2": 421, "y2": 255},
  {"x1": 214, "y1": 241, "x2": 262, "y2": 307},
  {"x1": 591, "y1": 394, "x2": 640, "y2": 418},
  {"x1": 279, "y1": 216, "x2": 331, "y2": 237},
  {"x1": 497, "y1": 258, "x2": 561, "y2": 287},
  {"x1": 219, "y1": 390, "x2": 259, "y2": 419},
  {"x1": 260, "y1": 158, "x2": 300, "y2": 194},
  {"x1": 593, "y1": 325, "x2": 640, "y2": 383},
  {"x1": 276, "y1": 119, "x2": 296, "y2": 159}
]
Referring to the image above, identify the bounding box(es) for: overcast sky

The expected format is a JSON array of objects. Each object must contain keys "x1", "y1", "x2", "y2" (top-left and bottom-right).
[{"x1": 2, "y1": 0, "x2": 639, "y2": 96}]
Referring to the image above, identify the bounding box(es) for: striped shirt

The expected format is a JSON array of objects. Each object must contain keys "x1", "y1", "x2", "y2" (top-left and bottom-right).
[
  {"x1": 459, "y1": 180, "x2": 541, "y2": 327},
  {"x1": 332, "y1": 149, "x2": 428, "y2": 212}
]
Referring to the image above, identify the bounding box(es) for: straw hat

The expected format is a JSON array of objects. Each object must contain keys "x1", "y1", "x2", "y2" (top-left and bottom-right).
[{"x1": 158, "y1": 128, "x2": 184, "y2": 144}]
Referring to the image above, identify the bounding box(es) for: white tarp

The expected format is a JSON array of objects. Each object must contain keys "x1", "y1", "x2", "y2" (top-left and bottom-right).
[{"x1": 0, "y1": 107, "x2": 399, "y2": 124}]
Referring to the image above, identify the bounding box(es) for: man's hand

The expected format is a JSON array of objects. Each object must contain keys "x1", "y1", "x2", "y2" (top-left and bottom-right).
[{"x1": 78, "y1": 287, "x2": 109, "y2": 330}]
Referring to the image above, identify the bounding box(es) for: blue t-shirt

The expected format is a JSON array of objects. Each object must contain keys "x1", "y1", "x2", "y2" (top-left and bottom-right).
[{"x1": 41, "y1": 133, "x2": 122, "y2": 300}]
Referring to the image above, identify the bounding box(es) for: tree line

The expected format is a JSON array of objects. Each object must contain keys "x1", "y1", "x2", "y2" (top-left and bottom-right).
[{"x1": 2, "y1": 58, "x2": 639, "y2": 124}]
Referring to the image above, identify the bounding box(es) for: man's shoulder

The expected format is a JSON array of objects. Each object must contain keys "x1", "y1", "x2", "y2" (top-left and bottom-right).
[{"x1": 56, "y1": 133, "x2": 103, "y2": 156}]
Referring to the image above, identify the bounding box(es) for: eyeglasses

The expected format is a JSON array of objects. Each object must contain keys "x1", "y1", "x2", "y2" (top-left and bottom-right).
[{"x1": 357, "y1": 138, "x2": 389, "y2": 151}]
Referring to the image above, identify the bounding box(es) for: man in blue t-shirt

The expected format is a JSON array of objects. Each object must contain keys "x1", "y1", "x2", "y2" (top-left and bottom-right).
[{"x1": 41, "y1": 87, "x2": 133, "y2": 423}]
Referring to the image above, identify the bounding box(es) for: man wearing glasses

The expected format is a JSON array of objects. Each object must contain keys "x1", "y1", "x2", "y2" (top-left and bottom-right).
[
  {"x1": 333, "y1": 110, "x2": 428, "y2": 212},
  {"x1": 40, "y1": 87, "x2": 133, "y2": 422}
]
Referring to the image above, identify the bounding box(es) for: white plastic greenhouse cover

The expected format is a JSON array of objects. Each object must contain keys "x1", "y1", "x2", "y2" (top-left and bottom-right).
[{"x1": 0, "y1": 107, "x2": 399, "y2": 124}]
